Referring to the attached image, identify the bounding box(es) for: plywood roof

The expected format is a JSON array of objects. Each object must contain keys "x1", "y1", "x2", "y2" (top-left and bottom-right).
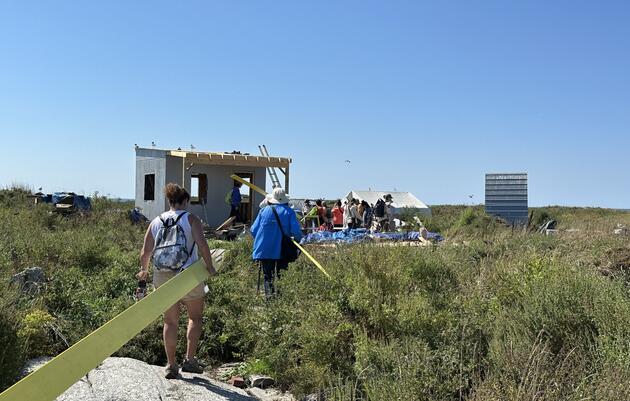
[{"x1": 168, "y1": 149, "x2": 291, "y2": 168}]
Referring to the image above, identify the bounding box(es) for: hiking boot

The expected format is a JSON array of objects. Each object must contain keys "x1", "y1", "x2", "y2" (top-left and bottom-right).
[
  {"x1": 181, "y1": 358, "x2": 204, "y2": 374},
  {"x1": 164, "y1": 363, "x2": 180, "y2": 379}
]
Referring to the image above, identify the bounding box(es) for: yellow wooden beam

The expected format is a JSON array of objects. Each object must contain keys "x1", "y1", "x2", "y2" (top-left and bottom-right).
[
  {"x1": 230, "y1": 174, "x2": 267, "y2": 197},
  {"x1": 0, "y1": 261, "x2": 210, "y2": 401}
]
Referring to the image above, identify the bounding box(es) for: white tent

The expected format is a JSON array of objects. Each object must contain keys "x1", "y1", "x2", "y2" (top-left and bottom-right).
[{"x1": 345, "y1": 190, "x2": 432, "y2": 216}]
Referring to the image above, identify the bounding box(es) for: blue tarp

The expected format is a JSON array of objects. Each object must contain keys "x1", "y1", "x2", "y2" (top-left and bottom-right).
[
  {"x1": 41, "y1": 192, "x2": 92, "y2": 211},
  {"x1": 129, "y1": 208, "x2": 149, "y2": 224},
  {"x1": 300, "y1": 228, "x2": 444, "y2": 245}
]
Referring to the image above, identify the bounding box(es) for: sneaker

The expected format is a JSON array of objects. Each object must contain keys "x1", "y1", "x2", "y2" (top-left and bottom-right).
[
  {"x1": 181, "y1": 358, "x2": 204, "y2": 374},
  {"x1": 164, "y1": 363, "x2": 180, "y2": 379}
]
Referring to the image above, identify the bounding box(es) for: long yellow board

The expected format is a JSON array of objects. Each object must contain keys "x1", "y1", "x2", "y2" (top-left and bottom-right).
[
  {"x1": 292, "y1": 240, "x2": 331, "y2": 279},
  {"x1": 230, "y1": 174, "x2": 268, "y2": 198},
  {"x1": 0, "y1": 261, "x2": 209, "y2": 401},
  {"x1": 229, "y1": 174, "x2": 331, "y2": 280}
]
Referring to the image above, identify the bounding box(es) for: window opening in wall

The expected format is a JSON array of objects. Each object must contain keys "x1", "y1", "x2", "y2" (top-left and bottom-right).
[
  {"x1": 144, "y1": 174, "x2": 155, "y2": 201},
  {"x1": 238, "y1": 176, "x2": 251, "y2": 196},
  {"x1": 191, "y1": 173, "x2": 207, "y2": 204},
  {"x1": 191, "y1": 177, "x2": 199, "y2": 201}
]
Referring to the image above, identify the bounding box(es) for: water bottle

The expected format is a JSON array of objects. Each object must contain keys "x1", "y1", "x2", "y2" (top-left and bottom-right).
[{"x1": 135, "y1": 280, "x2": 147, "y2": 301}]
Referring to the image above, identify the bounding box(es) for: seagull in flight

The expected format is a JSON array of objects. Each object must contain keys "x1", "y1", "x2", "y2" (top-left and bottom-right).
[{"x1": 344, "y1": 160, "x2": 351, "y2": 164}]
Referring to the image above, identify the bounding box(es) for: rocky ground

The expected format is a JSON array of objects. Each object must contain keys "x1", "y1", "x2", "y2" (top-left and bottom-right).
[{"x1": 23, "y1": 357, "x2": 296, "y2": 401}]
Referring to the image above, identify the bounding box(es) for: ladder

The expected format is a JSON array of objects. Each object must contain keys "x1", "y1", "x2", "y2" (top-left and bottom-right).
[{"x1": 259, "y1": 144, "x2": 282, "y2": 189}]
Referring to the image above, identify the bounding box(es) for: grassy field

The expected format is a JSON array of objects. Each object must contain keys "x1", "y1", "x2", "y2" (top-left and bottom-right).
[{"x1": 1, "y1": 187, "x2": 630, "y2": 400}]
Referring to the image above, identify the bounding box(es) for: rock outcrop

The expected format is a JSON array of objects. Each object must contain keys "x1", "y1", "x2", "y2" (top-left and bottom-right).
[
  {"x1": 11, "y1": 266, "x2": 46, "y2": 294},
  {"x1": 55, "y1": 357, "x2": 256, "y2": 401}
]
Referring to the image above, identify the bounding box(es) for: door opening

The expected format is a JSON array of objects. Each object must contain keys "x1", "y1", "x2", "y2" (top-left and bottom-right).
[{"x1": 235, "y1": 172, "x2": 253, "y2": 223}]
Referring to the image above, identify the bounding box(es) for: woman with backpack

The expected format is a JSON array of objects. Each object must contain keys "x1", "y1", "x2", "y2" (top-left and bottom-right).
[
  {"x1": 251, "y1": 187, "x2": 303, "y2": 299},
  {"x1": 137, "y1": 183, "x2": 217, "y2": 379}
]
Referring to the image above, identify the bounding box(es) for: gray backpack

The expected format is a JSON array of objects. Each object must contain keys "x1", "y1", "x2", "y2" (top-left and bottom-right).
[{"x1": 152, "y1": 212, "x2": 195, "y2": 271}]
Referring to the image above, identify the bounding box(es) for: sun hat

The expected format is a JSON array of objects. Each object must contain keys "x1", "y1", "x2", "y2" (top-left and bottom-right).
[{"x1": 268, "y1": 187, "x2": 290, "y2": 204}]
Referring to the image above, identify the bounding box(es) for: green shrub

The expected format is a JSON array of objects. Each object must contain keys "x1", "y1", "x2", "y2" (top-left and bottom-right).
[
  {"x1": 0, "y1": 281, "x2": 24, "y2": 392},
  {"x1": 2, "y1": 190, "x2": 630, "y2": 400},
  {"x1": 18, "y1": 309, "x2": 56, "y2": 359}
]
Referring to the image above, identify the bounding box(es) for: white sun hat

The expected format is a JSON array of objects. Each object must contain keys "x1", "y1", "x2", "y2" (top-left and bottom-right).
[{"x1": 268, "y1": 187, "x2": 290, "y2": 204}]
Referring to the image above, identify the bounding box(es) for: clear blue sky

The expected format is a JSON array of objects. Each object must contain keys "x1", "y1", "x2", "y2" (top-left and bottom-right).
[{"x1": 1, "y1": 1, "x2": 628, "y2": 207}]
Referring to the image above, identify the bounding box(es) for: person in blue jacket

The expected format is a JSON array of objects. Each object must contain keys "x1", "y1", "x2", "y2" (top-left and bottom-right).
[
  {"x1": 229, "y1": 181, "x2": 243, "y2": 222},
  {"x1": 251, "y1": 187, "x2": 303, "y2": 298}
]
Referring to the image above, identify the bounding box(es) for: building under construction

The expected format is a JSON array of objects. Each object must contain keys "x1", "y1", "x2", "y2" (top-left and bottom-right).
[{"x1": 135, "y1": 147, "x2": 292, "y2": 227}]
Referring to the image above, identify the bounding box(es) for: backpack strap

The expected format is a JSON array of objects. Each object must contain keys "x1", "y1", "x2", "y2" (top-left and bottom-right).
[
  {"x1": 175, "y1": 212, "x2": 193, "y2": 252},
  {"x1": 160, "y1": 211, "x2": 187, "y2": 228},
  {"x1": 173, "y1": 211, "x2": 188, "y2": 224},
  {"x1": 271, "y1": 206, "x2": 287, "y2": 238},
  {"x1": 175, "y1": 211, "x2": 196, "y2": 272},
  {"x1": 158, "y1": 211, "x2": 187, "y2": 238},
  {"x1": 158, "y1": 216, "x2": 172, "y2": 240}
]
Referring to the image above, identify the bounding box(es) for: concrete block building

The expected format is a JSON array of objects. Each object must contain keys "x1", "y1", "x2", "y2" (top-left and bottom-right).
[{"x1": 135, "y1": 147, "x2": 291, "y2": 227}]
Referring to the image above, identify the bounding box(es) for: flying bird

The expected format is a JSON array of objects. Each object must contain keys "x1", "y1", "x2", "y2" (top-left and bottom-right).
[
  {"x1": 151, "y1": 141, "x2": 156, "y2": 147},
  {"x1": 344, "y1": 160, "x2": 351, "y2": 164},
  {"x1": 191, "y1": 144, "x2": 196, "y2": 150},
  {"x1": 468, "y1": 194, "x2": 474, "y2": 199}
]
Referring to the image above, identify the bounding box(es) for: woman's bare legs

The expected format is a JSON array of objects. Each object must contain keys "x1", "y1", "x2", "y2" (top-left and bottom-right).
[
  {"x1": 182, "y1": 297, "x2": 204, "y2": 361},
  {"x1": 163, "y1": 303, "x2": 180, "y2": 367}
]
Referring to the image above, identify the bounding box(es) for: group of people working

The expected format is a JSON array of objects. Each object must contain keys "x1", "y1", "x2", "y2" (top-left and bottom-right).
[{"x1": 301, "y1": 193, "x2": 396, "y2": 232}]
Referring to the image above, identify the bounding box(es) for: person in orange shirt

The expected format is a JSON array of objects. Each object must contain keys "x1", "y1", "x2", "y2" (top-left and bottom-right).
[
  {"x1": 331, "y1": 199, "x2": 344, "y2": 228},
  {"x1": 315, "y1": 199, "x2": 329, "y2": 225}
]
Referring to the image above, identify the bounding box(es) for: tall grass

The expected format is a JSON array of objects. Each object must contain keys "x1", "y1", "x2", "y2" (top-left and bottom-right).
[{"x1": 1, "y1": 187, "x2": 630, "y2": 400}]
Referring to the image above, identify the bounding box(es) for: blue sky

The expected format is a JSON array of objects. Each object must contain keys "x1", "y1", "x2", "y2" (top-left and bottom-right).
[{"x1": 1, "y1": 1, "x2": 628, "y2": 207}]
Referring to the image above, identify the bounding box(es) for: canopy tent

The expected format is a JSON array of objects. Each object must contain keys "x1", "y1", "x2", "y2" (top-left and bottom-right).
[{"x1": 345, "y1": 190, "x2": 431, "y2": 216}]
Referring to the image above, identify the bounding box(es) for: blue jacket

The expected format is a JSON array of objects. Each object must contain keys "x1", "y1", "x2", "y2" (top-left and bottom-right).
[
  {"x1": 251, "y1": 203, "x2": 303, "y2": 260},
  {"x1": 231, "y1": 187, "x2": 242, "y2": 207}
]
